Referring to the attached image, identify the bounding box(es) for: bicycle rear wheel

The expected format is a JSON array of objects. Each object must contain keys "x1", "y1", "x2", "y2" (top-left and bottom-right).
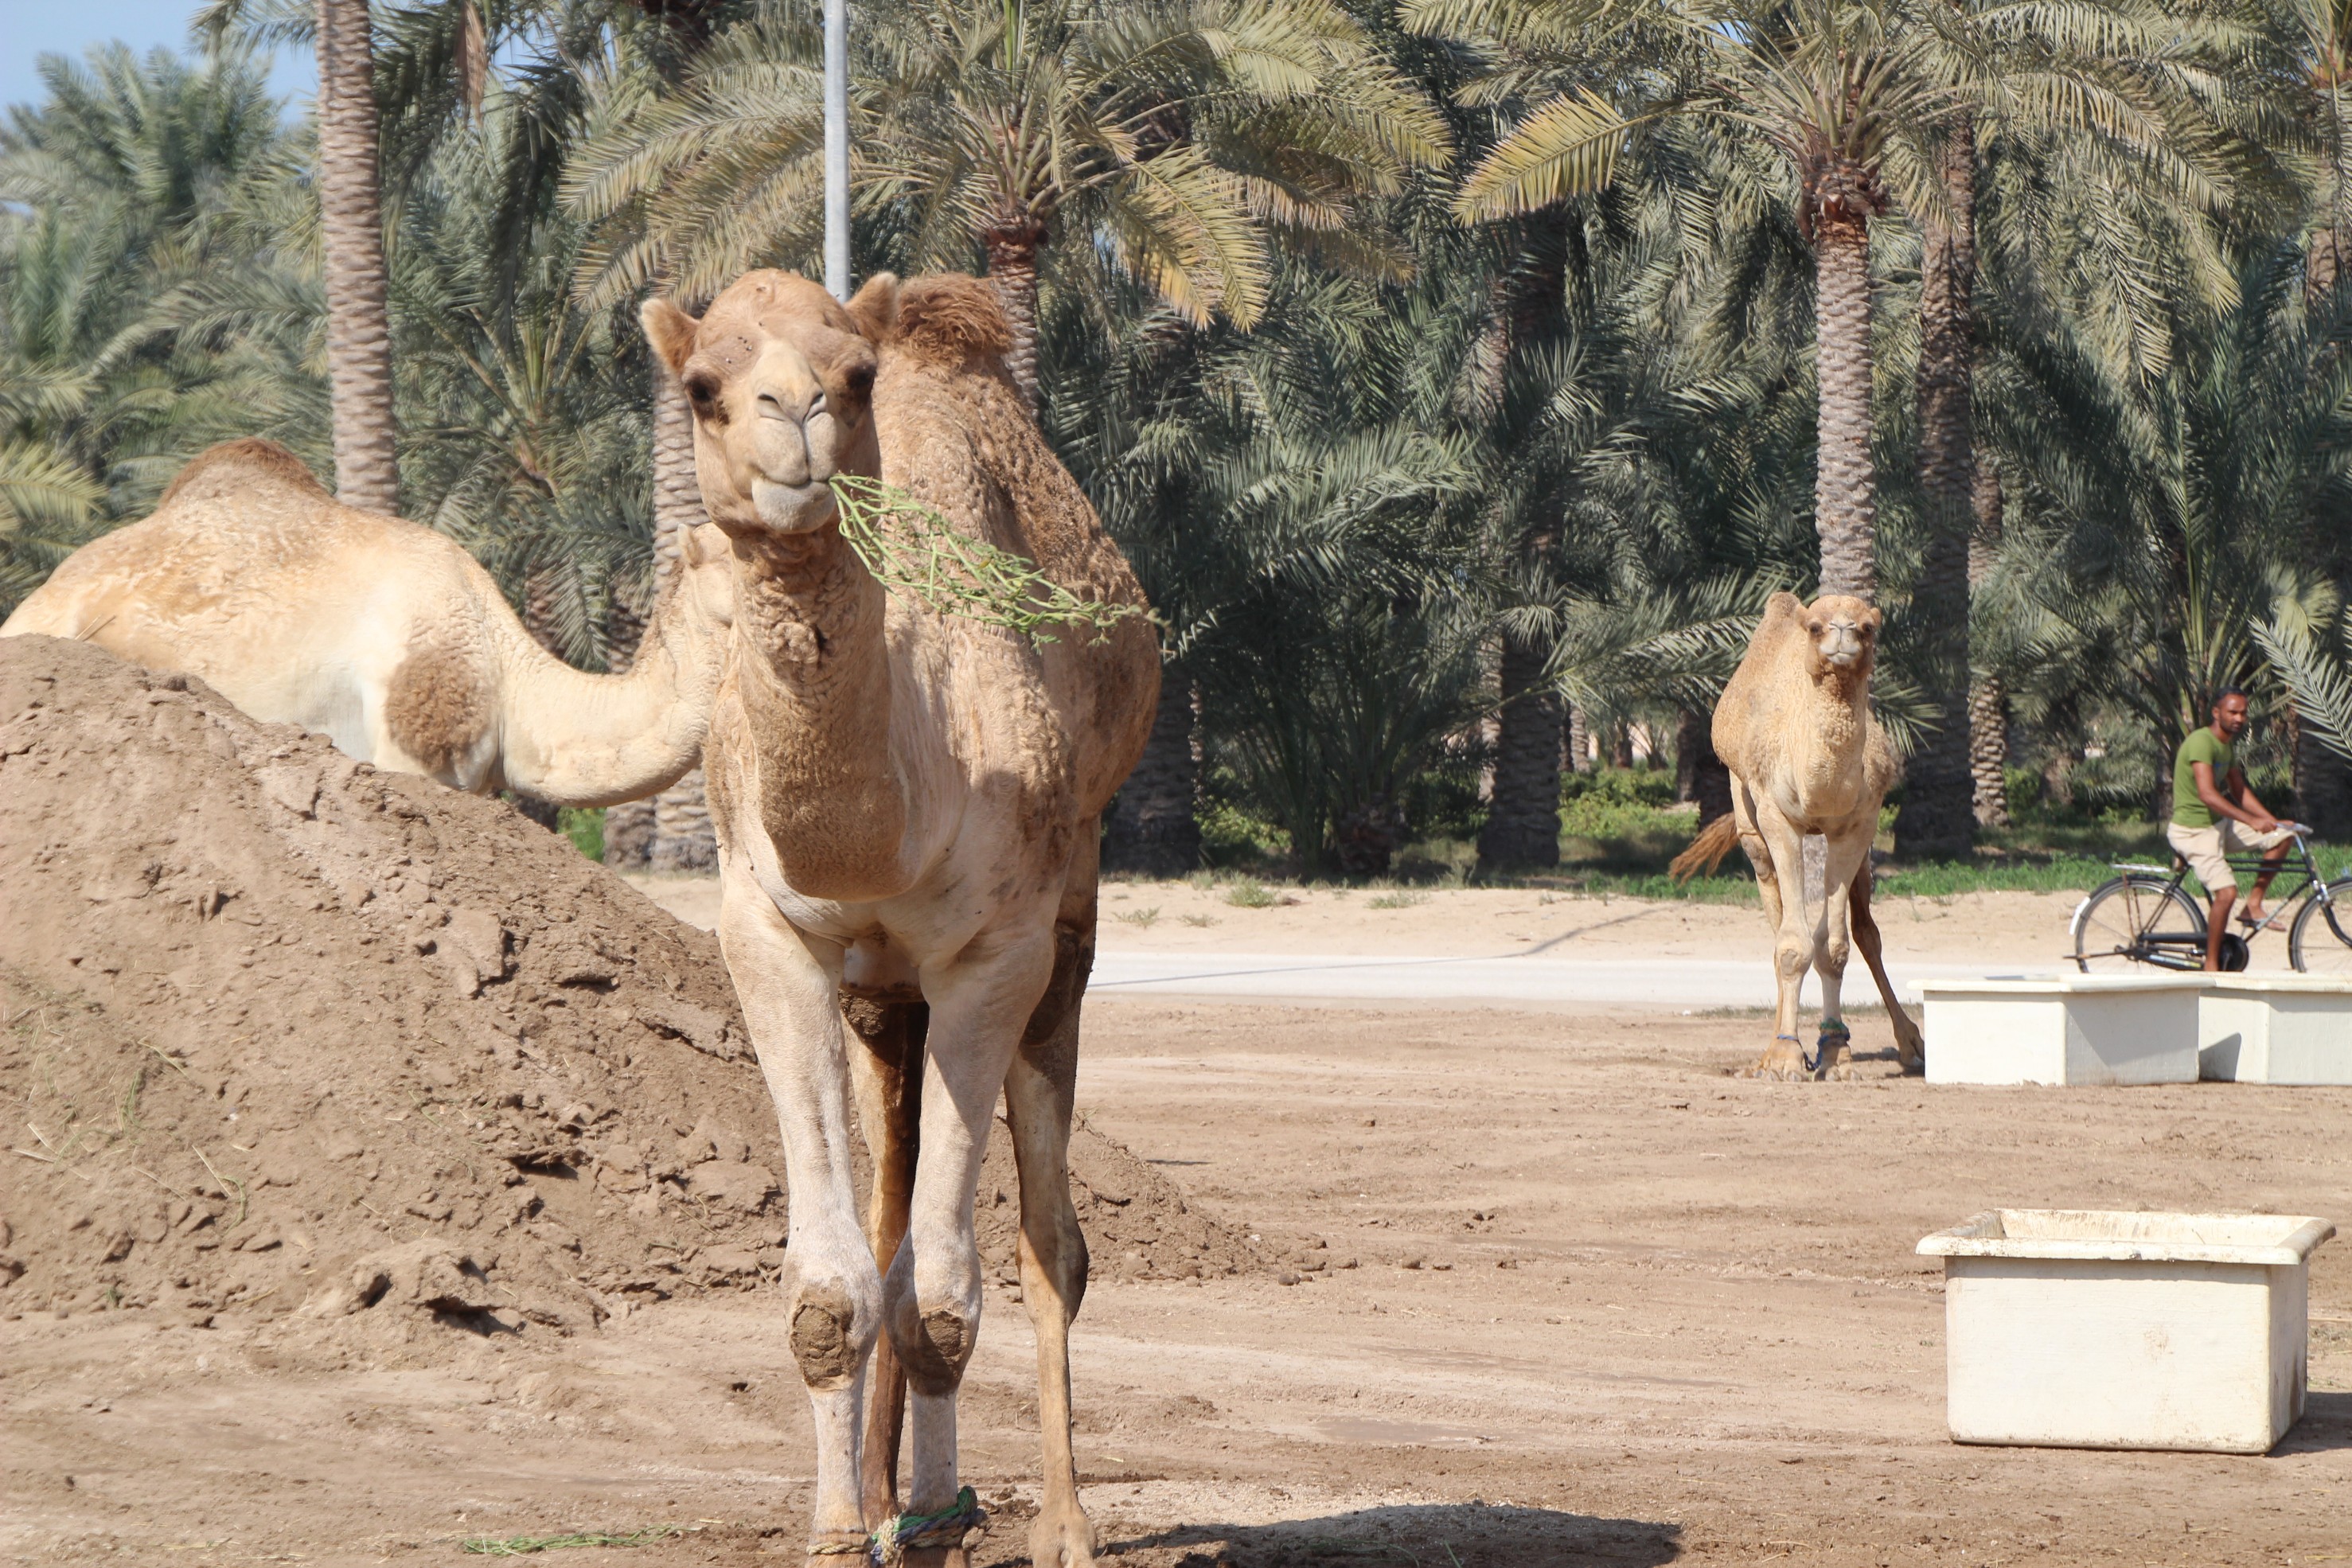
[
  {"x1": 2073, "y1": 875, "x2": 2208, "y2": 972},
  {"x1": 2289, "y1": 880, "x2": 2352, "y2": 974}
]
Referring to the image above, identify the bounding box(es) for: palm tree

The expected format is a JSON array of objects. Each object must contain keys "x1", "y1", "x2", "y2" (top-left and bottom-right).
[
  {"x1": 1992, "y1": 240, "x2": 2352, "y2": 814},
  {"x1": 1052, "y1": 225, "x2": 1488, "y2": 877},
  {"x1": 1417, "y1": 0, "x2": 1972, "y2": 602},
  {"x1": 571, "y1": 0, "x2": 1453, "y2": 406},
  {"x1": 0, "y1": 41, "x2": 321, "y2": 610},
  {"x1": 1894, "y1": 0, "x2": 2243, "y2": 858},
  {"x1": 2262, "y1": 0, "x2": 2352, "y2": 825},
  {"x1": 388, "y1": 81, "x2": 656, "y2": 669},
  {"x1": 314, "y1": 0, "x2": 401, "y2": 512}
]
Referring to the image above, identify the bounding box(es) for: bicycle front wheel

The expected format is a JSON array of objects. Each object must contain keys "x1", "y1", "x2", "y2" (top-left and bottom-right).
[
  {"x1": 2073, "y1": 875, "x2": 2208, "y2": 972},
  {"x1": 2289, "y1": 880, "x2": 2352, "y2": 974}
]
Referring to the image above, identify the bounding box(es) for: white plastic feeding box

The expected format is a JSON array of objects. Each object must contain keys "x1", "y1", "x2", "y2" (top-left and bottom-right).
[
  {"x1": 1917, "y1": 976, "x2": 2207, "y2": 1086},
  {"x1": 1917, "y1": 1209, "x2": 2334, "y2": 1453},
  {"x1": 2198, "y1": 977, "x2": 2352, "y2": 1084}
]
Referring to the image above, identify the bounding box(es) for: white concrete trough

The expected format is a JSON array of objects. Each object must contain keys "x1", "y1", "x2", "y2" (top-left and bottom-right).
[
  {"x1": 1917, "y1": 1209, "x2": 2334, "y2": 1453},
  {"x1": 2198, "y1": 976, "x2": 2352, "y2": 1084},
  {"x1": 1917, "y1": 976, "x2": 2208, "y2": 1086}
]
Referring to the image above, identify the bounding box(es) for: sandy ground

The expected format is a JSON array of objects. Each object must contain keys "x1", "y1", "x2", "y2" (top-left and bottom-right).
[
  {"x1": 8, "y1": 981, "x2": 2349, "y2": 1566},
  {"x1": 622, "y1": 876, "x2": 2102, "y2": 971}
]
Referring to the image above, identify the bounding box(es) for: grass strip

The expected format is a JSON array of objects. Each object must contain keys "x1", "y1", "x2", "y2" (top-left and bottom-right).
[{"x1": 460, "y1": 1524, "x2": 687, "y2": 1555}]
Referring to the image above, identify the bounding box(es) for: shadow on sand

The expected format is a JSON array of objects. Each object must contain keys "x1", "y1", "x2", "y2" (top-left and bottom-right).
[
  {"x1": 1110, "y1": 1501, "x2": 1681, "y2": 1566},
  {"x1": 2274, "y1": 1390, "x2": 2352, "y2": 1456}
]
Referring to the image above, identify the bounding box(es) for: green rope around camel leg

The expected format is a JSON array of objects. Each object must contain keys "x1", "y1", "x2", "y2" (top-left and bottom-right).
[
  {"x1": 870, "y1": 1486, "x2": 987, "y2": 1566},
  {"x1": 1813, "y1": 1019, "x2": 1851, "y2": 1076}
]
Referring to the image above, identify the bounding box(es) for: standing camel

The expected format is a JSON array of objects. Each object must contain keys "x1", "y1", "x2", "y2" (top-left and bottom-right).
[
  {"x1": 1671, "y1": 592, "x2": 1925, "y2": 1079},
  {"x1": 0, "y1": 438, "x2": 735, "y2": 809},
  {"x1": 639, "y1": 268, "x2": 1155, "y2": 1568}
]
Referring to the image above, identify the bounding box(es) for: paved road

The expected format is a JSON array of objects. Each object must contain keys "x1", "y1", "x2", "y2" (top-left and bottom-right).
[{"x1": 1089, "y1": 950, "x2": 2054, "y2": 1008}]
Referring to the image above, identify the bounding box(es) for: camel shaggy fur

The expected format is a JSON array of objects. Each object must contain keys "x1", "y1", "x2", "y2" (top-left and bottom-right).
[
  {"x1": 0, "y1": 439, "x2": 733, "y2": 806},
  {"x1": 1671, "y1": 591, "x2": 1925, "y2": 1078},
  {"x1": 642, "y1": 268, "x2": 1156, "y2": 1568}
]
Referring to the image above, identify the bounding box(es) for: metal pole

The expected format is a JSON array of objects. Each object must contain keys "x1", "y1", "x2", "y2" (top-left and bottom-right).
[{"x1": 823, "y1": 0, "x2": 849, "y2": 300}]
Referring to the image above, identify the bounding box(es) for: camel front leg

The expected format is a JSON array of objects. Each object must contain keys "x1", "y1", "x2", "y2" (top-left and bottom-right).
[
  {"x1": 717, "y1": 869, "x2": 880, "y2": 1566},
  {"x1": 1811, "y1": 825, "x2": 1875, "y2": 1081},
  {"x1": 844, "y1": 994, "x2": 926, "y2": 1523},
  {"x1": 1734, "y1": 781, "x2": 1816, "y2": 1080},
  {"x1": 1003, "y1": 852, "x2": 1105, "y2": 1568},
  {"x1": 882, "y1": 925, "x2": 1058, "y2": 1568},
  {"x1": 1848, "y1": 856, "x2": 1925, "y2": 1073}
]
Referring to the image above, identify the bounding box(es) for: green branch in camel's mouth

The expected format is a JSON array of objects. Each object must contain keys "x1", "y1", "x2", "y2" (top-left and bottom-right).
[{"x1": 827, "y1": 474, "x2": 1156, "y2": 645}]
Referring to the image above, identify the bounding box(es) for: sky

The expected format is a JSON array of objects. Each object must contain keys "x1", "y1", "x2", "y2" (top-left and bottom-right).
[{"x1": 0, "y1": 0, "x2": 314, "y2": 117}]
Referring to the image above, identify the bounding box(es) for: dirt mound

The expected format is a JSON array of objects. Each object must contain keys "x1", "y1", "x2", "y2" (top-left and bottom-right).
[{"x1": 0, "y1": 636, "x2": 1255, "y2": 1342}]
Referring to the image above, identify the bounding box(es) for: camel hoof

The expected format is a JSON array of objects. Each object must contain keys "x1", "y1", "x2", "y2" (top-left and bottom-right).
[
  {"x1": 1029, "y1": 1505, "x2": 1099, "y2": 1568},
  {"x1": 1739, "y1": 1059, "x2": 1810, "y2": 1082},
  {"x1": 897, "y1": 1550, "x2": 970, "y2": 1568}
]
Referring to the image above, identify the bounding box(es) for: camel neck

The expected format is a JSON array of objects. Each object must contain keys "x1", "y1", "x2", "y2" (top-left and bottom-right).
[
  {"x1": 728, "y1": 525, "x2": 911, "y2": 899},
  {"x1": 492, "y1": 564, "x2": 727, "y2": 806},
  {"x1": 1804, "y1": 666, "x2": 1870, "y2": 757}
]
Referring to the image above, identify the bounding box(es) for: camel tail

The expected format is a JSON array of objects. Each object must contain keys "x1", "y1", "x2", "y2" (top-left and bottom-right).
[{"x1": 1668, "y1": 813, "x2": 1740, "y2": 884}]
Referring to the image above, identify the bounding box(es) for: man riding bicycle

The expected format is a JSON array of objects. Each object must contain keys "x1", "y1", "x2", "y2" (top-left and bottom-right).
[{"x1": 2168, "y1": 688, "x2": 2299, "y2": 970}]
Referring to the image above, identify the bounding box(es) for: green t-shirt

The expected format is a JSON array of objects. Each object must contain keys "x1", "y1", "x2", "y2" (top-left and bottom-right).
[{"x1": 2173, "y1": 727, "x2": 2237, "y2": 828}]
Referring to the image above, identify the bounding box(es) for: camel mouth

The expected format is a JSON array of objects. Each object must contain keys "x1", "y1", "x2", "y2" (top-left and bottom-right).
[{"x1": 749, "y1": 476, "x2": 841, "y2": 534}]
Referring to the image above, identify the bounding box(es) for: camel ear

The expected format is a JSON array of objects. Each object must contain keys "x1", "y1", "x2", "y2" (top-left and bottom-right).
[
  {"x1": 846, "y1": 271, "x2": 901, "y2": 342},
  {"x1": 641, "y1": 296, "x2": 700, "y2": 378}
]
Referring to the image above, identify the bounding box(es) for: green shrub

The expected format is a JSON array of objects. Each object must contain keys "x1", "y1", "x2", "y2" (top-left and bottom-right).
[{"x1": 560, "y1": 807, "x2": 604, "y2": 862}]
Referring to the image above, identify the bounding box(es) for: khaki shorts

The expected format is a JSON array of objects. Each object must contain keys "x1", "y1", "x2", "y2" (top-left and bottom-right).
[{"x1": 2165, "y1": 820, "x2": 2295, "y2": 895}]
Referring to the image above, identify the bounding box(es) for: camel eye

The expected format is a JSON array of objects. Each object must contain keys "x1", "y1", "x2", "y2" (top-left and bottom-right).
[
  {"x1": 684, "y1": 369, "x2": 724, "y2": 415},
  {"x1": 843, "y1": 362, "x2": 874, "y2": 399}
]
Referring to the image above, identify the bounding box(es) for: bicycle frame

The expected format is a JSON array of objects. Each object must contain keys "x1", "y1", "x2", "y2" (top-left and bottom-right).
[{"x1": 2093, "y1": 833, "x2": 2332, "y2": 968}]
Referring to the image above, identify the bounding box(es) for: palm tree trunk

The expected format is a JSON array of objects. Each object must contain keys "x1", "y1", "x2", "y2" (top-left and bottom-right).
[
  {"x1": 2293, "y1": 706, "x2": 2352, "y2": 839},
  {"x1": 1477, "y1": 221, "x2": 1572, "y2": 877},
  {"x1": 2312, "y1": 228, "x2": 2343, "y2": 302},
  {"x1": 1894, "y1": 117, "x2": 1976, "y2": 861},
  {"x1": 1675, "y1": 707, "x2": 1733, "y2": 825},
  {"x1": 638, "y1": 353, "x2": 719, "y2": 871},
  {"x1": 1812, "y1": 213, "x2": 1877, "y2": 600},
  {"x1": 1566, "y1": 704, "x2": 1589, "y2": 774},
  {"x1": 1103, "y1": 669, "x2": 1201, "y2": 876},
  {"x1": 1967, "y1": 452, "x2": 2011, "y2": 828},
  {"x1": 314, "y1": 0, "x2": 399, "y2": 514},
  {"x1": 1477, "y1": 630, "x2": 1563, "y2": 872},
  {"x1": 608, "y1": 345, "x2": 716, "y2": 871},
  {"x1": 984, "y1": 222, "x2": 1045, "y2": 409}
]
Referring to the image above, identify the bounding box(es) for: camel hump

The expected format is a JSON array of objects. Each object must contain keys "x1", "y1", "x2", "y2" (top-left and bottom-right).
[
  {"x1": 876, "y1": 274, "x2": 1014, "y2": 369},
  {"x1": 158, "y1": 439, "x2": 331, "y2": 509}
]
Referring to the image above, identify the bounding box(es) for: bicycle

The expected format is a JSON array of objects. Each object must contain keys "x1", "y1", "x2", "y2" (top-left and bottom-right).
[{"x1": 2072, "y1": 829, "x2": 2352, "y2": 973}]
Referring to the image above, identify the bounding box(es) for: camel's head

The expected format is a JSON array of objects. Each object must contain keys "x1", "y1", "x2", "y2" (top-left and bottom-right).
[
  {"x1": 1800, "y1": 594, "x2": 1881, "y2": 676},
  {"x1": 642, "y1": 270, "x2": 887, "y2": 540}
]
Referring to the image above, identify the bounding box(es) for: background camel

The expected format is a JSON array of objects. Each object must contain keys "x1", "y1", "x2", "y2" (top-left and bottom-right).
[
  {"x1": 642, "y1": 267, "x2": 1155, "y2": 1568},
  {"x1": 1671, "y1": 591, "x2": 1925, "y2": 1079},
  {"x1": 0, "y1": 439, "x2": 732, "y2": 808}
]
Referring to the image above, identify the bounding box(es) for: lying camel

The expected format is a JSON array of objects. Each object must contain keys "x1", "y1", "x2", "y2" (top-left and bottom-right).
[
  {"x1": 0, "y1": 439, "x2": 732, "y2": 807},
  {"x1": 1671, "y1": 591, "x2": 1925, "y2": 1078},
  {"x1": 642, "y1": 268, "x2": 1156, "y2": 1568}
]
